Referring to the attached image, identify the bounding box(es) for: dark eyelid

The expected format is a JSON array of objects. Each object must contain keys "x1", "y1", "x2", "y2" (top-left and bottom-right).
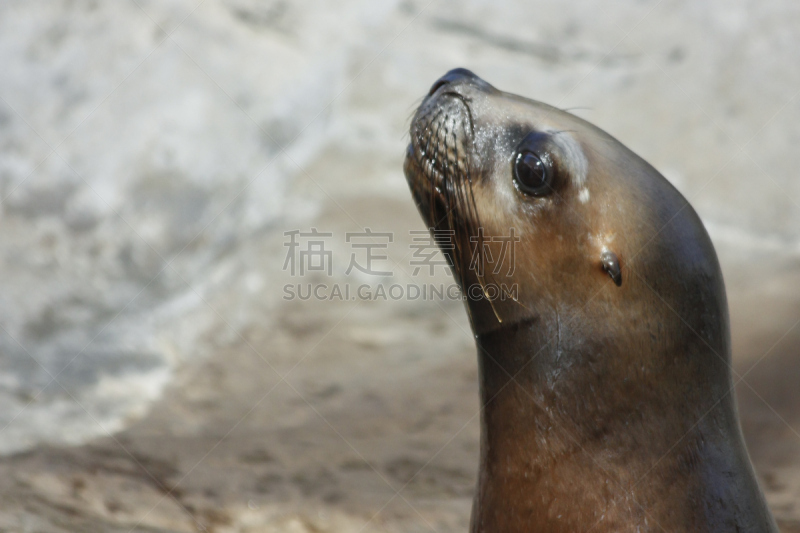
[
  {"x1": 506, "y1": 124, "x2": 531, "y2": 147},
  {"x1": 516, "y1": 131, "x2": 552, "y2": 152}
]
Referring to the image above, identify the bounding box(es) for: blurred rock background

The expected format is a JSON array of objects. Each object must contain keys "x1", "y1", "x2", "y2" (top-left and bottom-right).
[{"x1": 0, "y1": 0, "x2": 799, "y2": 531}]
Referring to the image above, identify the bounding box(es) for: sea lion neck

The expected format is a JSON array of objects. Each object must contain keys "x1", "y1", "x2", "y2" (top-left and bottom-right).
[{"x1": 472, "y1": 315, "x2": 771, "y2": 532}]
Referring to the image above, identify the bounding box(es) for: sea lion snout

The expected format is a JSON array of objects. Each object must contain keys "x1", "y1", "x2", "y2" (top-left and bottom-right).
[{"x1": 406, "y1": 78, "x2": 475, "y2": 208}]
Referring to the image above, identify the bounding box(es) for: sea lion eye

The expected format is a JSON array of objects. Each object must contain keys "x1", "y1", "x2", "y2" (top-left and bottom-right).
[{"x1": 514, "y1": 151, "x2": 552, "y2": 196}]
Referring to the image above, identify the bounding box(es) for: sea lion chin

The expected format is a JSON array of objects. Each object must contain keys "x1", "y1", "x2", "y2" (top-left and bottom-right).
[{"x1": 403, "y1": 68, "x2": 778, "y2": 533}]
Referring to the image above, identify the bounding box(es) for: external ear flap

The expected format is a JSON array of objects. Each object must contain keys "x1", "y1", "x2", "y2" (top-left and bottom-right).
[{"x1": 601, "y1": 250, "x2": 622, "y2": 287}]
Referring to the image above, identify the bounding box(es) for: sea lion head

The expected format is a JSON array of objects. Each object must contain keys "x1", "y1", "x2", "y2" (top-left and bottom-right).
[{"x1": 404, "y1": 68, "x2": 726, "y2": 349}]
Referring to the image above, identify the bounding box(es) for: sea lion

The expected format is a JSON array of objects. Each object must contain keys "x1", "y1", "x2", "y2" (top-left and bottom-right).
[{"x1": 403, "y1": 68, "x2": 778, "y2": 533}]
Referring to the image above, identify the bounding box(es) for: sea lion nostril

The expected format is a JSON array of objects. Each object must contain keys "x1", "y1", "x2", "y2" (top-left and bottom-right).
[
  {"x1": 427, "y1": 78, "x2": 449, "y2": 96},
  {"x1": 427, "y1": 68, "x2": 481, "y2": 96}
]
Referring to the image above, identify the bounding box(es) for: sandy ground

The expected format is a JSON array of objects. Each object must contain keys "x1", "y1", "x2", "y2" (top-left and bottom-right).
[{"x1": 1, "y1": 1, "x2": 800, "y2": 532}]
